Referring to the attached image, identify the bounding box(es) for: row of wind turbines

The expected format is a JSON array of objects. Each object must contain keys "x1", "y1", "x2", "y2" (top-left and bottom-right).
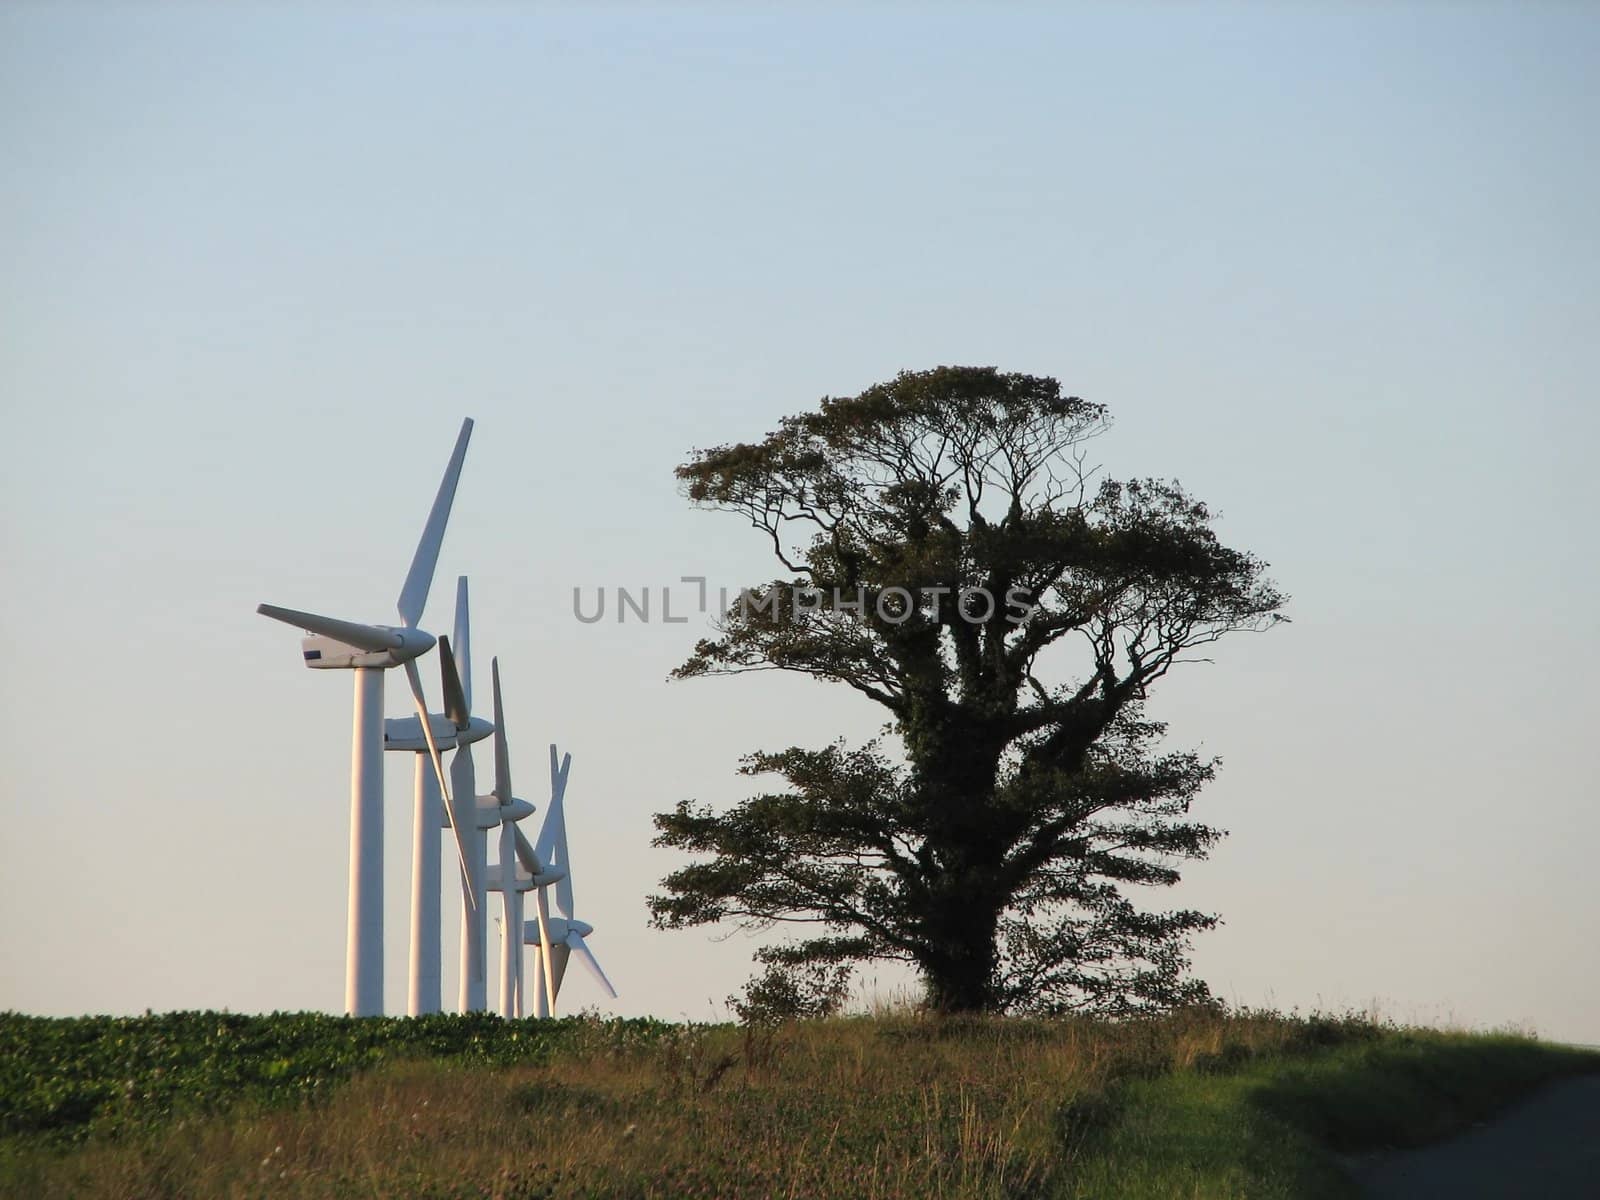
[{"x1": 256, "y1": 418, "x2": 615, "y2": 1017}]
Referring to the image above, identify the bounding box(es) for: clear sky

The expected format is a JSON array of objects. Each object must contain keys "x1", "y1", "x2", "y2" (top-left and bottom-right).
[{"x1": 2, "y1": 4, "x2": 1596, "y2": 1041}]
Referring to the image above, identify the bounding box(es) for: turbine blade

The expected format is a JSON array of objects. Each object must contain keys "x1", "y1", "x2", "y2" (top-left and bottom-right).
[
  {"x1": 452, "y1": 576, "x2": 472, "y2": 714},
  {"x1": 405, "y1": 657, "x2": 475, "y2": 916},
  {"x1": 533, "y1": 945, "x2": 549, "y2": 1018},
  {"x1": 534, "y1": 885, "x2": 557, "y2": 1015},
  {"x1": 512, "y1": 924, "x2": 525, "y2": 1019},
  {"x1": 397, "y1": 417, "x2": 474, "y2": 629},
  {"x1": 555, "y1": 869, "x2": 573, "y2": 923},
  {"x1": 449, "y1": 743, "x2": 477, "y2": 852},
  {"x1": 512, "y1": 826, "x2": 542, "y2": 876},
  {"x1": 449, "y1": 741, "x2": 486, "y2": 981},
  {"x1": 550, "y1": 943, "x2": 571, "y2": 999},
  {"x1": 491, "y1": 658, "x2": 511, "y2": 805},
  {"x1": 536, "y1": 747, "x2": 574, "y2": 916},
  {"x1": 548, "y1": 750, "x2": 575, "y2": 919},
  {"x1": 257, "y1": 605, "x2": 400, "y2": 653},
  {"x1": 500, "y1": 823, "x2": 518, "y2": 1018},
  {"x1": 437, "y1": 635, "x2": 469, "y2": 729},
  {"x1": 535, "y1": 746, "x2": 562, "y2": 864},
  {"x1": 568, "y1": 934, "x2": 617, "y2": 998}
]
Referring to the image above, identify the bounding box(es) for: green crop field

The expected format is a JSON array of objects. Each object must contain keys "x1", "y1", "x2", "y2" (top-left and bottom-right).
[
  {"x1": 0, "y1": 1011, "x2": 674, "y2": 1144},
  {"x1": 2, "y1": 1008, "x2": 1594, "y2": 1198}
]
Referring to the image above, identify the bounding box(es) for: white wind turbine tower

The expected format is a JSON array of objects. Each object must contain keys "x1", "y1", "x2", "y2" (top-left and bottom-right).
[
  {"x1": 257, "y1": 418, "x2": 478, "y2": 1017},
  {"x1": 447, "y1": 666, "x2": 526, "y2": 1015},
  {"x1": 442, "y1": 581, "x2": 495, "y2": 1014},
  {"x1": 382, "y1": 576, "x2": 492, "y2": 1016},
  {"x1": 485, "y1": 660, "x2": 560, "y2": 1018},
  {"x1": 526, "y1": 746, "x2": 617, "y2": 1016}
]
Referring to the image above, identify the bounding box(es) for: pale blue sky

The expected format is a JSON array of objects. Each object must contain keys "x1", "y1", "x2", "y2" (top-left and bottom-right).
[{"x1": 2, "y1": 5, "x2": 1596, "y2": 1039}]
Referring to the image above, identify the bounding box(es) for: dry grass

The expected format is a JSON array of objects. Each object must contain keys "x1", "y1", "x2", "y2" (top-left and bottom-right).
[{"x1": 3, "y1": 1008, "x2": 1361, "y2": 1199}]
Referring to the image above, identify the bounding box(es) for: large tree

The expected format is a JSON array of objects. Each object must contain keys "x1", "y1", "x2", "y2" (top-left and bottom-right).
[{"x1": 650, "y1": 367, "x2": 1285, "y2": 1014}]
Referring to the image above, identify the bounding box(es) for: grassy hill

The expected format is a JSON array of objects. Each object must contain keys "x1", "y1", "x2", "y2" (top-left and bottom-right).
[{"x1": 2, "y1": 1007, "x2": 1594, "y2": 1198}]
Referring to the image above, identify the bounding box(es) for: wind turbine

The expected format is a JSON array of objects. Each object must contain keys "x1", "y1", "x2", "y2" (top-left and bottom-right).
[
  {"x1": 485, "y1": 660, "x2": 560, "y2": 1018},
  {"x1": 441, "y1": 579, "x2": 496, "y2": 1014},
  {"x1": 257, "y1": 417, "x2": 476, "y2": 1017},
  {"x1": 382, "y1": 577, "x2": 492, "y2": 1016},
  {"x1": 525, "y1": 746, "x2": 617, "y2": 1016},
  {"x1": 442, "y1": 671, "x2": 518, "y2": 1013}
]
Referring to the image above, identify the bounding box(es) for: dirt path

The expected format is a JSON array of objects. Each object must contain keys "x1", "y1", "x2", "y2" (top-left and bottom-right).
[{"x1": 1355, "y1": 1073, "x2": 1600, "y2": 1198}]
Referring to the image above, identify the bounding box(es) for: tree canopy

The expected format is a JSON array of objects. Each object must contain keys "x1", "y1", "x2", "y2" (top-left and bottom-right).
[{"x1": 650, "y1": 366, "x2": 1285, "y2": 1013}]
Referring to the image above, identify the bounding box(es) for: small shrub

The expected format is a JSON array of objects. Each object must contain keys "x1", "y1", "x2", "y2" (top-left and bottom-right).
[{"x1": 729, "y1": 961, "x2": 852, "y2": 1025}]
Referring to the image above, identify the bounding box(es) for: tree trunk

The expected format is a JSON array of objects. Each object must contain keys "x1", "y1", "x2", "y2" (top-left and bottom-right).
[
  {"x1": 903, "y1": 696, "x2": 1010, "y2": 1012},
  {"x1": 920, "y1": 898, "x2": 1002, "y2": 1013}
]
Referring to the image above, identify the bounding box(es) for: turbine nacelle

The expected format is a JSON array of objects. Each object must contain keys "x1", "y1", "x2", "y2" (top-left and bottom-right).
[
  {"x1": 299, "y1": 631, "x2": 432, "y2": 670},
  {"x1": 256, "y1": 605, "x2": 436, "y2": 670},
  {"x1": 441, "y1": 794, "x2": 533, "y2": 831},
  {"x1": 522, "y1": 916, "x2": 593, "y2": 945},
  {"x1": 485, "y1": 862, "x2": 568, "y2": 893},
  {"x1": 501, "y1": 796, "x2": 536, "y2": 823},
  {"x1": 383, "y1": 712, "x2": 494, "y2": 752}
]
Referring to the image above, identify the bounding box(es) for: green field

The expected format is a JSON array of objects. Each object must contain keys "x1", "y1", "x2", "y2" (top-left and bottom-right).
[{"x1": 2, "y1": 1008, "x2": 1593, "y2": 1198}]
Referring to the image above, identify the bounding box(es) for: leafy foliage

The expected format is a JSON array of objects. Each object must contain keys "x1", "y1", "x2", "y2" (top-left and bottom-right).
[
  {"x1": 0, "y1": 1010, "x2": 672, "y2": 1142},
  {"x1": 652, "y1": 366, "x2": 1286, "y2": 1012},
  {"x1": 729, "y1": 955, "x2": 854, "y2": 1025}
]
